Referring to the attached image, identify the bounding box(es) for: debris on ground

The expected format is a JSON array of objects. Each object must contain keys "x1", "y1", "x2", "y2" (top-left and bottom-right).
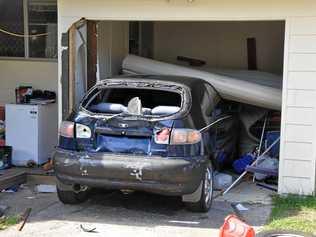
[
  {"x1": 35, "y1": 184, "x2": 56, "y2": 193},
  {"x1": 80, "y1": 224, "x2": 97, "y2": 233},
  {"x1": 0, "y1": 205, "x2": 9, "y2": 217},
  {"x1": 2, "y1": 184, "x2": 20, "y2": 193},
  {"x1": 214, "y1": 172, "x2": 233, "y2": 190},
  {"x1": 18, "y1": 208, "x2": 32, "y2": 231},
  {"x1": 0, "y1": 169, "x2": 26, "y2": 191},
  {"x1": 234, "y1": 203, "x2": 249, "y2": 211},
  {"x1": 42, "y1": 159, "x2": 54, "y2": 171}
]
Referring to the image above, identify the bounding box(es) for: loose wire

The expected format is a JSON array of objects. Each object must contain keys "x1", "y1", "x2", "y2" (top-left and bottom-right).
[{"x1": 0, "y1": 27, "x2": 50, "y2": 38}]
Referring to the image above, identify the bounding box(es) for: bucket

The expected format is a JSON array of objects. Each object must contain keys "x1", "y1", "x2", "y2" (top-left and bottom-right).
[
  {"x1": 219, "y1": 215, "x2": 255, "y2": 237},
  {"x1": 0, "y1": 146, "x2": 12, "y2": 170}
]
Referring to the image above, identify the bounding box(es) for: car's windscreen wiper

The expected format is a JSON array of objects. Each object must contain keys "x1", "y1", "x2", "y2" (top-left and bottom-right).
[
  {"x1": 104, "y1": 112, "x2": 139, "y2": 122},
  {"x1": 104, "y1": 112, "x2": 125, "y2": 122}
]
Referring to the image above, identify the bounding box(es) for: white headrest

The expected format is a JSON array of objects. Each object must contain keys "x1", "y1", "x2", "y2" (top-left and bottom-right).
[
  {"x1": 89, "y1": 103, "x2": 126, "y2": 113},
  {"x1": 151, "y1": 106, "x2": 180, "y2": 115}
]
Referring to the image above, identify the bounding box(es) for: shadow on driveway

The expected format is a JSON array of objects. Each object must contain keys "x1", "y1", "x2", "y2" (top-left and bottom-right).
[{"x1": 1, "y1": 185, "x2": 271, "y2": 236}]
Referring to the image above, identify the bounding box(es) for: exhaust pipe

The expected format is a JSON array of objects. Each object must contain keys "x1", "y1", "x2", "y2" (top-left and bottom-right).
[{"x1": 73, "y1": 184, "x2": 88, "y2": 193}]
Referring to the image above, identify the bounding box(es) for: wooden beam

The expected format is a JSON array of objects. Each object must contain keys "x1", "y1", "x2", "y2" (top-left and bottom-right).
[
  {"x1": 0, "y1": 170, "x2": 26, "y2": 191},
  {"x1": 247, "y1": 37, "x2": 258, "y2": 70},
  {"x1": 68, "y1": 25, "x2": 77, "y2": 113},
  {"x1": 87, "y1": 21, "x2": 98, "y2": 89},
  {"x1": 61, "y1": 33, "x2": 69, "y2": 120}
]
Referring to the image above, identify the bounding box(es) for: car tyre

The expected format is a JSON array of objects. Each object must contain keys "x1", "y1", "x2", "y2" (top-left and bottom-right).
[
  {"x1": 256, "y1": 230, "x2": 314, "y2": 237},
  {"x1": 57, "y1": 184, "x2": 89, "y2": 204},
  {"x1": 185, "y1": 162, "x2": 214, "y2": 212}
]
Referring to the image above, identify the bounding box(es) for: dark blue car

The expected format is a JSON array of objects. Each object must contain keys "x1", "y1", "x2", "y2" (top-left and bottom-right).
[{"x1": 54, "y1": 75, "x2": 225, "y2": 212}]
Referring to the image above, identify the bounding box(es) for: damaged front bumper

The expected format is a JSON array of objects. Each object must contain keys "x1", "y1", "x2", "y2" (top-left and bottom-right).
[{"x1": 53, "y1": 148, "x2": 206, "y2": 196}]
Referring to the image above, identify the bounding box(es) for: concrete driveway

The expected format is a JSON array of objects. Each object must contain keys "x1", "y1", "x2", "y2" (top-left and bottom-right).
[{"x1": 1, "y1": 182, "x2": 272, "y2": 237}]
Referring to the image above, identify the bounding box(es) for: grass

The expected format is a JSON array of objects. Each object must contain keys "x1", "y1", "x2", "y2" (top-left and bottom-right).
[
  {"x1": 265, "y1": 195, "x2": 316, "y2": 235},
  {"x1": 0, "y1": 216, "x2": 20, "y2": 231}
]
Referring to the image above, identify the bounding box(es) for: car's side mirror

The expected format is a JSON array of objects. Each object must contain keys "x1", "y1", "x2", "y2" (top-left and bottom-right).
[{"x1": 127, "y1": 97, "x2": 142, "y2": 116}]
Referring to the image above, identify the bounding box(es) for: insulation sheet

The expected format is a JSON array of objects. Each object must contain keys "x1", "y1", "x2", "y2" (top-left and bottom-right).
[{"x1": 122, "y1": 55, "x2": 282, "y2": 110}]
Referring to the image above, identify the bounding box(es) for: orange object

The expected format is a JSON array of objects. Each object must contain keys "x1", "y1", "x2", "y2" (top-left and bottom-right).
[
  {"x1": 43, "y1": 159, "x2": 54, "y2": 171},
  {"x1": 219, "y1": 215, "x2": 255, "y2": 237}
]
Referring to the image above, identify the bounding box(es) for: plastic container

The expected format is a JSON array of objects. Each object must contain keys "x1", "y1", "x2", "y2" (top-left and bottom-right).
[
  {"x1": 233, "y1": 154, "x2": 255, "y2": 174},
  {"x1": 0, "y1": 146, "x2": 12, "y2": 170},
  {"x1": 214, "y1": 172, "x2": 233, "y2": 190},
  {"x1": 219, "y1": 215, "x2": 255, "y2": 237},
  {"x1": 254, "y1": 156, "x2": 279, "y2": 181}
]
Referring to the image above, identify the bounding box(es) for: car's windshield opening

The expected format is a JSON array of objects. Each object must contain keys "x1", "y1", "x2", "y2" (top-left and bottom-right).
[{"x1": 83, "y1": 87, "x2": 182, "y2": 116}]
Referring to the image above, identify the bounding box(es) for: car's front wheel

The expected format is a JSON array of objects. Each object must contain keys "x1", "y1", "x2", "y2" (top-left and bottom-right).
[{"x1": 185, "y1": 162, "x2": 214, "y2": 212}]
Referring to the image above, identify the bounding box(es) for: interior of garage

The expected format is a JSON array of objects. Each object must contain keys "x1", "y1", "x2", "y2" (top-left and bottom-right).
[{"x1": 63, "y1": 20, "x2": 285, "y2": 194}]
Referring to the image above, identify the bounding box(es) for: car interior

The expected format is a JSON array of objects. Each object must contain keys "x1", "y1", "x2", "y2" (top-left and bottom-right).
[{"x1": 86, "y1": 88, "x2": 182, "y2": 116}]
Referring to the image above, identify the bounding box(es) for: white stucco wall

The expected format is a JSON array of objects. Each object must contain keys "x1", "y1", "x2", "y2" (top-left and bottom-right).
[
  {"x1": 0, "y1": 60, "x2": 58, "y2": 128},
  {"x1": 58, "y1": 0, "x2": 316, "y2": 195},
  {"x1": 0, "y1": 59, "x2": 58, "y2": 103}
]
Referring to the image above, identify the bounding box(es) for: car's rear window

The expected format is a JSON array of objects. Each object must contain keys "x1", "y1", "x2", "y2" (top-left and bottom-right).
[{"x1": 82, "y1": 87, "x2": 183, "y2": 116}]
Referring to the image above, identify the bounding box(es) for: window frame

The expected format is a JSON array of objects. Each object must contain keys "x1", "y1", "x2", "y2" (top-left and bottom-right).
[{"x1": 0, "y1": 0, "x2": 57, "y2": 62}]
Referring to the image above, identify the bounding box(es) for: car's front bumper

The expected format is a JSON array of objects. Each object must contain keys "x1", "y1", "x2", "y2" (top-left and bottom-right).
[{"x1": 53, "y1": 148, "x2": 206, "y2": 196}]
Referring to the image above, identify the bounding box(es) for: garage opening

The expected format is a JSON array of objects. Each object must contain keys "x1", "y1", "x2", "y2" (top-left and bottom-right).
[{"x1": 62, "y1": 20, "x2": 285, "y2": 195}]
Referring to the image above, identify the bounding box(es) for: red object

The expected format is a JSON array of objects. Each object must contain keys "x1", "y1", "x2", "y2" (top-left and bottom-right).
[
  {"x1": 0, "y1": 106, "x2": 4, "y2": 121},
  {"x1": 0, "y1": 139, "x2": 5, "y2": 146},
  {"x1": 219, "y1": 215, "x2": 255, "y2": 237}
]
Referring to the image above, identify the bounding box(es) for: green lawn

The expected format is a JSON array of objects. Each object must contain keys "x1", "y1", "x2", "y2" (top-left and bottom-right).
[
  {"x1": 0, "y1": 216, "x2": 20, "y2": 231},
  {"x1": 265, "y1": 195, "x2": 316, "y2": 235}
]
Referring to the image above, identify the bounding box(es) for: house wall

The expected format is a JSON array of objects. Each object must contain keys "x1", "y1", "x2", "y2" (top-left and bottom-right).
[
  {"x1": 153, "y1": 21, "x2": 285, "y2": 74},
  {"x1": 58, "y1": 0, "x2": 316, "y2": 195},
  {"x1": 58, "y1": 0, "x2": 316, "y2": 21},
  {"x1": 0, "y1": 60, "x2": 58, "y2": 104},
  {"x1": 279, "y1": 17, "x2": 316, "y2": 194}
]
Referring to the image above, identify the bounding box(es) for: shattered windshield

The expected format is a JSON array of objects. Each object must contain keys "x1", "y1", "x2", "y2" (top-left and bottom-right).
[{"x1": 81, "y1": 86, "x2": 184, "y2": 118}]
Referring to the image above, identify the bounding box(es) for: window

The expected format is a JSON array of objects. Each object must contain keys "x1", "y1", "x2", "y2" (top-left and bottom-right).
[
  {"x1": 0, "y1": 0, "x2": 57, "y2": 59},
  {"x1": 0, "y1": 0, "x2": 25, "y2": 57},
  {"x1": 28, "y1": 0, "x2": 57, "y2": 58}
]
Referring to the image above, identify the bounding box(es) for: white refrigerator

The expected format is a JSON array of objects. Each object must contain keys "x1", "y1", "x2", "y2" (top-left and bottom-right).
[{"x1": 5, "y1": 104, "x2": 58, "y2": 166}]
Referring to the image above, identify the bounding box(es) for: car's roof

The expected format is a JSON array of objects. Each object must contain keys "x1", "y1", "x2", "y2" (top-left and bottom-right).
[{"x1": 97, "y1": 74, "x2": 209, "y2": 89}]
